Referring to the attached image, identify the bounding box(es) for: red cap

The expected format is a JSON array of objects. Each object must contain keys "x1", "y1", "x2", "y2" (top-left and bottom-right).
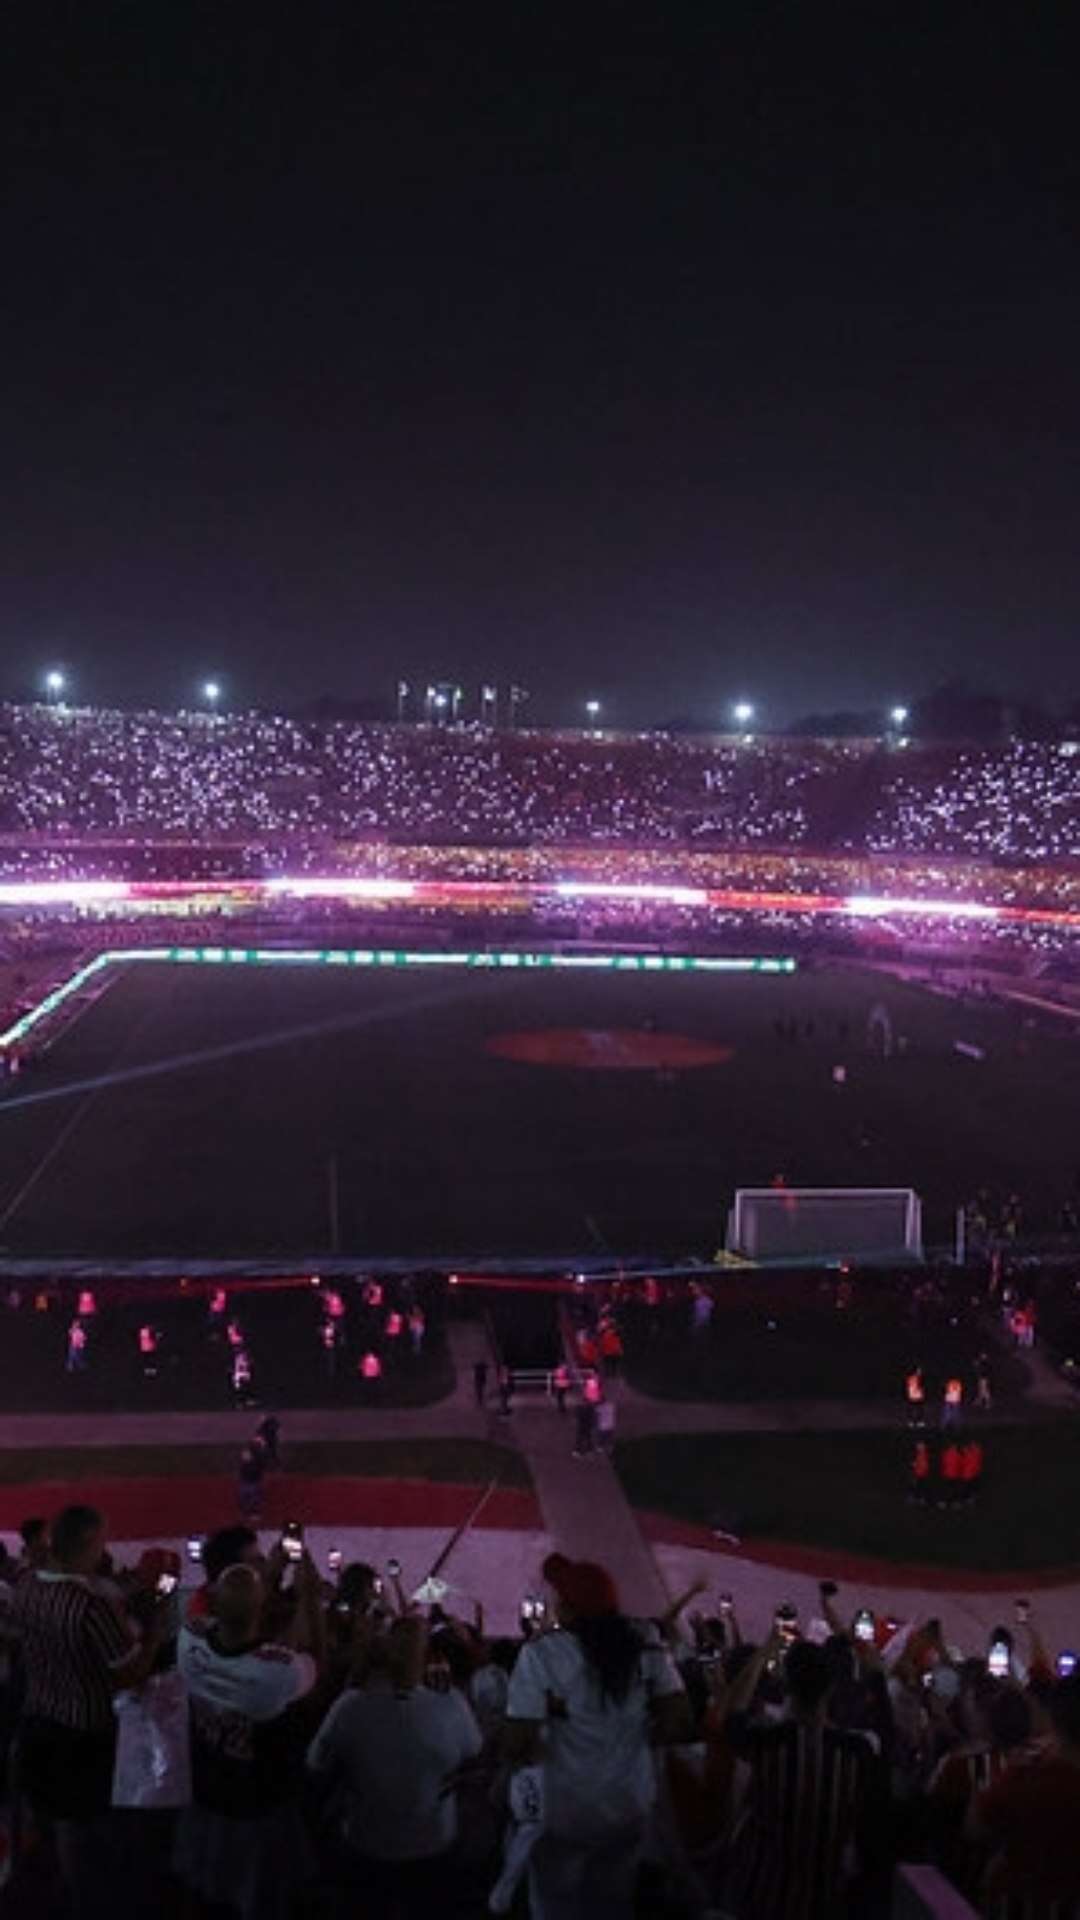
[
  {"x1": 542, "y1": 1552, "x2": 619, "y2": 1618},
  {"x1": 135, "y1": 1547, "x2": 181, "y2": 1587}
]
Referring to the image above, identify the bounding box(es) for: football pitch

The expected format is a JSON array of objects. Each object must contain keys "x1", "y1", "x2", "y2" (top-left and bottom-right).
[{"x1": 0, "y1": 956, "x2": 1077, "y2": 1263}]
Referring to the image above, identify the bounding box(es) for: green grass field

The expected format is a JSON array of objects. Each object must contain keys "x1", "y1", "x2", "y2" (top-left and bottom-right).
[
  {"x1": 620, "y1": 1274, "x2": 1031, "y2": 1403},
  {"x1": 0, "y1": 1437, "x2": 532, "y2": 1489},
  {"x1": 616, "y1": 1427, "x2": 1080, "y2": 1572},
  {"x1": 0, "y1": 956, "x2": 1077, "y2": 1262}
]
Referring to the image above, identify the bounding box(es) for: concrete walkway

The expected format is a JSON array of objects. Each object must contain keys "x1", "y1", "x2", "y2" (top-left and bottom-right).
[{"x1": 511, "y1": 1399, "x2": 669, "y2": 1617}]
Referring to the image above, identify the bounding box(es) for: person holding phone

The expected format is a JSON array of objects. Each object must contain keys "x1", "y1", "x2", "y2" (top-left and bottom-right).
[
  {"x1": 307, "y1": 1615, "x2": 482, "y2": 1914},
  {"x1": 176, "y1": 1552, "x2": 323, "y2": 1920},
  {"x1": 503, "y1": 1553, "x2": 689, "y2": 1920}
]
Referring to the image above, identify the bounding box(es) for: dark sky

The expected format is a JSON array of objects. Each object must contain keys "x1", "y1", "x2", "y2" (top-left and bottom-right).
[{"x1": 3, "y1": 5, "x2": 1078, "y2": 726}]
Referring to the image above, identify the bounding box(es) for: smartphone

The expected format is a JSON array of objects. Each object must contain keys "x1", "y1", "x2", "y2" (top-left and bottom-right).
[
  {"x1": 1015, "y1": 1598, "x2": 1030, "y2": 1625},
  {"x1": 1057, "y1": 1650, "x2": 1077, "y2": 1678},
  {"x1": 988, "y1": 1641, "x2": 1011, "y2": 1679},
  {"x1": 853, "y1": 1607, "x2": 875, "y2": 1643},
  {"x1": 327, "y1": 1548, "x2": 343, "y2": 1574},
  {"x1": 281, "y1": 1521, "x2": 304, "y2": 1563},
  {"x1": 718, "y1": 1592, "x2": 734, "y2": 1614},
  {"x1": 775, "y1": 1603, "x2": 798, "y2": 1645},
  {"x1": 156, "y1": 1572, "x2": 178, "y2": 1596},
  {"x1": 386, "y1": 1556, "x2": 401, "y2": 1579},
  {"x1": 186, "y1": 1536, "x2": 203, "y2": 1564}
]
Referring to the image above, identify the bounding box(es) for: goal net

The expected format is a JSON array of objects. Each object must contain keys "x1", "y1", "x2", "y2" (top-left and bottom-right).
[{"x1": 727, "y1": 1187, "x2": 923, "y2": 1264}]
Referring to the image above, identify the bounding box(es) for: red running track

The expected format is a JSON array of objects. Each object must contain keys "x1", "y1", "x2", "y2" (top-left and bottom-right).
[{"x1": 0, "y1": 1475, "x2": 542, "y2": 1539}]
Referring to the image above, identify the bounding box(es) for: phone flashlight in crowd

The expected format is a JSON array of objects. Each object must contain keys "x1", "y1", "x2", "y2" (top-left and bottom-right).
[
  {"x1": 156, "y1": 1572, "x2": 179, "y2": 1596},
  {"x1": 386, "y1": 1556, "x2": 401, "y2": 1578},
  {"x1": 1057, "y1": 1650, "x2": 1078, "y2": 1678},
  {"x1": 854, "y1": 1607, "x2": 875, "y2": 1643},
  {"x1": 718, "y1": 1592, "x2": 734, "y2": 1614},
  {"x1": 988, "y1": 1641, "x2": 1011, "y2": 1679},
  {"x1": 327, "y1": 1548, "x2": 343, "y2": 1574},
  {"x1": 282, "y1": 1520, "x2": 304, "y2": 1563},
  {"x1": 775, "y1": 1603, "x2": 799, "y2": 1645},
  {"x1": 187, "y1": 1536, "x2": 203, "y2": 1563},
  {"x1": 1015, "y1": 1598, "x2": 1030, "y2": 1625}
]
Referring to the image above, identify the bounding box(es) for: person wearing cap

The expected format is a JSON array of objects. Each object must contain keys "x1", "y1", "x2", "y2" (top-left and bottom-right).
[{"x1": 504, "y1": 1552, "x2": 688, "y2": 1920}]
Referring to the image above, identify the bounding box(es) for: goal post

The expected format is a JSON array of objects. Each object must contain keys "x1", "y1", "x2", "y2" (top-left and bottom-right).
[{"x1": 727, "y1": 1187, "x2": 923, "y2": 1264}]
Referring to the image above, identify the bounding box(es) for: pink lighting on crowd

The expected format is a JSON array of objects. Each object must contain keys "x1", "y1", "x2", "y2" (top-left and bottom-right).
[
  {"x1": 0, "y1": 879, "x2": 132, "y2": 906},
  {"x1": 844, "y1": 895, "x2": 1000, "y2": 922},
  {"x1": 554, "y1": 881, "x2": 710, "y2": 906},
  {"x1": 264, "y1": 877, "x2": 417, "y2": 900}
]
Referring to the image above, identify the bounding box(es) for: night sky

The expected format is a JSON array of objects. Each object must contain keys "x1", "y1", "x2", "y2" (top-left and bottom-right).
[{"x1": 3, "y1": 7, "x2": 1078, "y2": 727}]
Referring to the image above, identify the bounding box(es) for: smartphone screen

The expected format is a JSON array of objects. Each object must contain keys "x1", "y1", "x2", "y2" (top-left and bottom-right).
[
  {"x1": 187, "y1": 1537, "x2": 203, "y2": 1563},
  {"x1": 327, "y1": 1548, "x2": 343, "y2": 1574},
  {"x1": 854, "y1": 1609, "x2": 875, "y2": 1642},
  {"x1": 1057, "y1": 1650, "x2": 1077, "y2": 1678},
  {"x1": 988, "y1": 1643, "x2": 1010, "y2": 1679},
  {"x1": 775, "y1": 1604, "x2": 798, "y2": 1645},
  {"x1": 156, "y1": 1572, "x2": 178, "y2": 1595}
]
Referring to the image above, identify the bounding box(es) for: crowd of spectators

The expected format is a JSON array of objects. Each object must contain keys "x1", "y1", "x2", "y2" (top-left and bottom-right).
[
  {"x1": 3, "y1": 1505, "x2": 1080, "y2": 1918},
  {"x1": 1, "y1": 705, "x2": 1078, "y2": 867},
  {"x1": 859, "y1": 743, "x2": 1080, "y2": 864},
  {"x1": 0, "y1": 707, "x2": 847, "y2": 849}
]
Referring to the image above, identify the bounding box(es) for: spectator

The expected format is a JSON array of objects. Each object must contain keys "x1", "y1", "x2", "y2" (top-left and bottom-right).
[
  {"x1": 722, "y1": 1633, "x2": 881, "y2": 1918},
  {"x1": 504, "y1": 1552, "x2": 688, "y2": 1920},
  {"x1": 10, "y1": 1504, "x2": 163, "y2": 1918},
  {"x1": 186, "y1": 1524, "x2": 261, "y2": 1621},
  {"x1": 307, "y1": 1613, "x2": 483, "y2": 1917},
  {"x1": 18, "y1": 1516, "x2": 48, "y2": 1570},
  {"x1": 926, "y1": 1680, "x2": 1038, "y2": 1896},
  {"x1": 972, "y1": 1672, "x2": 1080, "y2": 1910},
  {"x1": 175, "y1": 1553, "x2": 323, "y2": 1920}
]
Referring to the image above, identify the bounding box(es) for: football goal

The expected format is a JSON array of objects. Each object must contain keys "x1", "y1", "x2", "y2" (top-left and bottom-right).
[{"x1": 726, "y1": 1187, "x2": 923, "y2": 1264}]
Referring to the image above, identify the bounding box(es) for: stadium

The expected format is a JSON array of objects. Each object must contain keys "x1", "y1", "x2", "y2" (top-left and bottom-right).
[{"x1": 3, "y1": 705, "x2": 1080, "y2": 1919}]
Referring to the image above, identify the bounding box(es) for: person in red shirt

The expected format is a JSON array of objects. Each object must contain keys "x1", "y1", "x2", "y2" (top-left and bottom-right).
[
  {"x1": 940, "y1": 1441, "x2": 963, "y2": 1508},
  {"x1": 908, "y1": 1441, "x2": 931, "y2": 1505},
  {"x1": 905, "y1": 1366, "x2": 926, "y2": 1428},
  {"x1": 958, "y1": 1440, "x2": 984, "y2": 1505},
  {"x1": 599, "y1": 1323, "x2": 623, "y2": 1375}
]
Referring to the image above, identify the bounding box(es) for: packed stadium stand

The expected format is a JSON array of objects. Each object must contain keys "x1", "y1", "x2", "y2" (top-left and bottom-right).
[{"x1": 0, "y1": 704, "x2": 1077, "y2": 862}]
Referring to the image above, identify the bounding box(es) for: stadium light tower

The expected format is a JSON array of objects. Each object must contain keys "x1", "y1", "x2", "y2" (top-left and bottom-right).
[
  {"x1": 202, "y1": 679, "x2": 221, "y2": 711},
  {"x1": 44, "y1": 669, "x2": 66, "y2": 705},
  {"x1": 732, "y1": 700, "x2": 755, "y2": 729}
]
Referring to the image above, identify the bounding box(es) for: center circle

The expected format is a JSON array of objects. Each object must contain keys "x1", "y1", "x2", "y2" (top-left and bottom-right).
[{"x1": 486, "y1": 1028, "x2": 734, "y2": 1071}]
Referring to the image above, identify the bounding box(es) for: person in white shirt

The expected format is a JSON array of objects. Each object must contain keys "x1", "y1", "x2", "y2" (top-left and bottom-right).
[
  {"x1": 504, "y1": 1552, "x2": 688, "y2": 1920},
  {"x1": 307, "y1": 1614, "x2": 482, "y2": 1918},
  {"x1": 175, "y1": 1558, "x2": 321, "y2": 1920}
]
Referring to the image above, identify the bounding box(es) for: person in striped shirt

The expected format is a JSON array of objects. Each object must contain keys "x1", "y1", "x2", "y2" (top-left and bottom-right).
[
  {"x1": 10, "y1": 1504, "x2": 166, "y2": 1916},
  {"x1": 721, "y1": 1633, "x2": 882, "y2": 1919}
]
